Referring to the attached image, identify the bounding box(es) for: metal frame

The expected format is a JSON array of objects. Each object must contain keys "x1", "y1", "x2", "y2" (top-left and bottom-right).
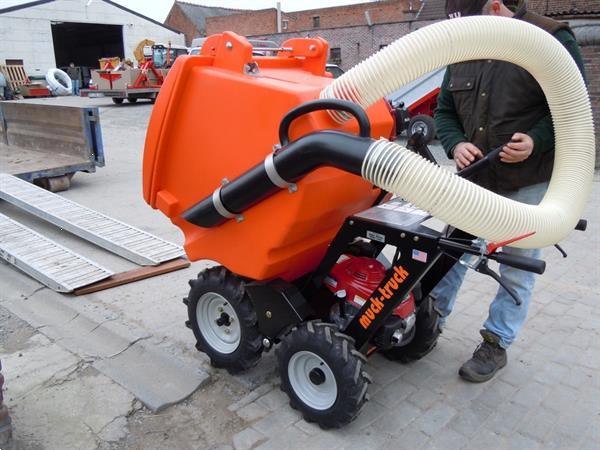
[{"x1": 302, "y1": 201, "x2": 447, "y2": 350}]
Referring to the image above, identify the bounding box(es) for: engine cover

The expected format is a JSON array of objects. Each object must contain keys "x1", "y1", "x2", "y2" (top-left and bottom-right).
[{"x1": 324, "y1": 255, "x2": 415, "y2": 319}]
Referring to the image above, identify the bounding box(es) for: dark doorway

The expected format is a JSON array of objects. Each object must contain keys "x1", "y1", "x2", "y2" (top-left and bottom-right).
[{"x1": 51, "y1": 22, "x2": 124, "y2": 68}]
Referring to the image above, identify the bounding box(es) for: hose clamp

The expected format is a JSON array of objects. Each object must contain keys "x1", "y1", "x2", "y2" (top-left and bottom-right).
[
  {"x1": 264, "y1": 153, "x2": 297, "y2": 193},
  {"x1": 212, "y1": 186, "x2": 235, "y2": 219}
]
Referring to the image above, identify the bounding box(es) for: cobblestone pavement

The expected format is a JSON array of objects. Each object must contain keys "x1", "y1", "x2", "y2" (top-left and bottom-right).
[{"x1": 225, "y1": 177, "x2": 600, "y2": 450}]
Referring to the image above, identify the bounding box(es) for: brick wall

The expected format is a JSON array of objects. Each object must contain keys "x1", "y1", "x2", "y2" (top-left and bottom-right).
[
  {"x1": 206, "y1": 0, "x2": 419, "y2": 36},
  {"x1": 528, "y1": 0, "x2": 600, "y2": 15},
  {"x1": 580, "y1": 44, "x2": 600, "y2": 166},
  {"x1": 252, "y1": 21, "x2": 412, "y2": 71},
  {"x1": 281, "y1": 0, "x2": 419, "y2": 32},
  {"x1": 207, "y1": 9, "x2": 277, "y2": 36},
  {"x1": 164, "y1": 3, "x2": 200, "y2": 46}
]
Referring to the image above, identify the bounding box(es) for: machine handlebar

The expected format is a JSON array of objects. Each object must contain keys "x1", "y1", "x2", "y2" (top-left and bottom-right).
[
  {"x1": 438, "y1": 238, "x2": 546, "y2": 275},
  {"x1": 279, "y1": 99, "x2": 371, "y2": 146},
  {"x1": 488, "y1": 251, "x2": 546, "y2": 274}
]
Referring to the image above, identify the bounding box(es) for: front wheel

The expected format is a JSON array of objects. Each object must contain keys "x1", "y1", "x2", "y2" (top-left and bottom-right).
[
  {"x1": 277, "y1": 321, "x2": 371, "y2": 428},
  {"x1": 111, "y1": 97, "x2": 124, "y2": 104},
  {"x1": 185, "y1": 266, "x2": 263, "y2": 374},
  {"x1": 408, "y1": 114, "x2": 436, "y2": 143},
  {"x1": 127, "y1": 96, "x2": 138, "y2": 103}
]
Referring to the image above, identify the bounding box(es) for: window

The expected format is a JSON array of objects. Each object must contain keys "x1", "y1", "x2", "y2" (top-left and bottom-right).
[
  {"x1": 330, "y1": 47, "x2": 341, "y2": 65},
  {"x1": 282, "y1": 19, "x2": 289, "y2": 31},
  {"x1": 312, "y1": 16, "x2": 320, "y2": 28}
]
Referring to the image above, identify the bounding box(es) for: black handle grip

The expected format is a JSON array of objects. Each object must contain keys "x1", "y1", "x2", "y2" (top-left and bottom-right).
[
  {"x1": 457, "y1": 144, "x2": 504, "y2": 179},
  {"x1": 279, "y1": 99, "x2": 371, "y2": 146},
  {"x1": 490, "y1": 251, "x2": 546, "y2": 274}
]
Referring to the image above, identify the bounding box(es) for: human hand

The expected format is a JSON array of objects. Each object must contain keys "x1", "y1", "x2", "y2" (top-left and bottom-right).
[
  {"x1": 500, "y1": 133, "x2": 534, "y2": 163},
  {"x1": 453, "y1": 142, "x2": 483, "y2": 169}
]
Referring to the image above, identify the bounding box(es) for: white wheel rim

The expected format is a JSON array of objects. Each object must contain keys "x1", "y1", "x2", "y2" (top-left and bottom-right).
[
  {"x1": 196, "y1": 292, "x2": 241, "y2": 354},
  {"x1": 288, "y1": 351, "x2": 337, "y2": 410}
]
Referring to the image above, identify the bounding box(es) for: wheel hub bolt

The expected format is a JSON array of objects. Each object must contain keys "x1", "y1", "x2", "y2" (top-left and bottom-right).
[{"x1": 215, "y1": 312, "x2": 231, "y2": 327}]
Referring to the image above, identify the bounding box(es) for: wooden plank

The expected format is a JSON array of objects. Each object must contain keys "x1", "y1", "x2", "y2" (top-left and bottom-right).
[{"x1": 73, "y1": 258, "x2": 190, "y2": 295}]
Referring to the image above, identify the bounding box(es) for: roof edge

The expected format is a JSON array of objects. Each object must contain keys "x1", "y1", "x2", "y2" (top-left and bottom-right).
[
  {"x1": 0, "y1": 0, "x2": 55, "y2": 15},
  {"x1": 0, "y1": 0, "x2": 184, "y2": 35},
  {"x1": 102, "y1": 0, "x2": 183, "y2": 34},
  {"x1": 175, "y1": 1, "x2": 246, "y2": 13}
]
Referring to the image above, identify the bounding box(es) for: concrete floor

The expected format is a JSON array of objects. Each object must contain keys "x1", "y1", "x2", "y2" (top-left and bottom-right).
[{"x1": 1, "y1": 96, "x2": 599, "y2": 450}]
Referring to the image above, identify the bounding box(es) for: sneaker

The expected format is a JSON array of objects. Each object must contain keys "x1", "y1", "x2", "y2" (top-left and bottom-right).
[{"x1": 459, "y1": 329, "x2": 507, "y2": 383}]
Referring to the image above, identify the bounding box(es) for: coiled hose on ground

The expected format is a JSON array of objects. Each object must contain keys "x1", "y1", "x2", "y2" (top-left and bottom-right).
[{"x1": 320, "y1": 16, "x2": 594, "y2": 248}]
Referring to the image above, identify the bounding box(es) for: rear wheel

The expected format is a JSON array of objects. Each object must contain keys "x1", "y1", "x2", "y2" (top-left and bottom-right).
[
  {"x1": 112, "y1": 97, "x2": 124, "y2": 104},
  {"x1": 185, "y1": 266, "x2": 263, "y2": 373},
  {"x1": 127, "y1": 96, "x2": 138, "y2": 103},
  {"x1": 277, "y1": 321, "x2": 371, "y2": 428},
  {"x1": 383, "y1": 294, "x2": 440, "y2": 362}
]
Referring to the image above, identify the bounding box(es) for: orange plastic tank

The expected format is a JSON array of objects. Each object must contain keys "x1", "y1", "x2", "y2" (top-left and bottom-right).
[{"x1": 143, "y1": 32, "x2": 394, "y2": 282}]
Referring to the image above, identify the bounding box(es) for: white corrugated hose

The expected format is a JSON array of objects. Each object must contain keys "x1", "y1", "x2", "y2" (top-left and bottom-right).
[
  {"x1": 46, "y1": 68, "x2": 72, "y2": 96},
  {"x1": 320, "y1": 16, "x2": 594, "y2": 248}
]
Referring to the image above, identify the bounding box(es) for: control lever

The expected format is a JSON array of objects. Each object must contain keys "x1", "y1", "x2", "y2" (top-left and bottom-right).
[
  {"x1": 554, "y1": 244, "x2": 567, "y2": 258},
  {"x1": 439, "y1": 235, "x2": 546, "y2": 306},
  {"x1": 472, "y1": 258, "x2": 522, "y2": 305}
]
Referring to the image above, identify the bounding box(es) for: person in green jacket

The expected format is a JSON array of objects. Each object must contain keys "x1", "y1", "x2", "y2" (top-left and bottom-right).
[{"x1": 428, "y1": 0, "x2": 586, "y2": 382}]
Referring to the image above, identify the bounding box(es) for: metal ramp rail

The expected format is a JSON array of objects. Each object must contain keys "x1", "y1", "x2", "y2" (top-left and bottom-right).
[
  {"x1": 0, "y1": 174, "x2": 184, "y2": 266},
  {"x1": 0, "y1": 212, "x2": 113, "y2": 292}
]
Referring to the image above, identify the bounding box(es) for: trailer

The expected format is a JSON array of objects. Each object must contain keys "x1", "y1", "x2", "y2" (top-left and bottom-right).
[
  {"x1": 81, "y1": 63, "x2": 165, "y2": 104},
  {"x1": 0, "y1": 101, "x2": 105, "y2": 191},
  {"x1": 81, "y1": 86, "x2": 160, "y2": 104},
  {"x1": 81, "y1": 43, "x2": 187, "y2": 104}
]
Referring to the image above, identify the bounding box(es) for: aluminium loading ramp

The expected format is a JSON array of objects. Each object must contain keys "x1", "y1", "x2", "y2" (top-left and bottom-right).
[
  {"x1": 0, "y1": 174, "x2": 185, "y2": 266},
  {"x1": 0, "y1": 213, "x2": 113, "y2": 292}
]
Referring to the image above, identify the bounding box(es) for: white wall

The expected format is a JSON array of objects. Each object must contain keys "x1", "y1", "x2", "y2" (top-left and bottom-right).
[{"x1": 0, "y1": 0, "x2": 184, "y2": 76}]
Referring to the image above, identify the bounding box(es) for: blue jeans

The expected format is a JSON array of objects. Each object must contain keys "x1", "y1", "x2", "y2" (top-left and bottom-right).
[
  {"x1": 430, "y1": 182, "x2": 548, "y2": 349},
  {"x1": 71, "y1": 79, "x2": 80, "y2": 96}
]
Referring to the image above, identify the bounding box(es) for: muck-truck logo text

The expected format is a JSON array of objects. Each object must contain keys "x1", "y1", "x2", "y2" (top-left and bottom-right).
[{"x1": 358, "y1": 265, "x2": 409, "y2": 329}]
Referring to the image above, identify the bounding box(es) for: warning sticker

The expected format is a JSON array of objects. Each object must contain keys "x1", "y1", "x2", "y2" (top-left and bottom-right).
[{"x1": 366, "y1": 230, "x2": 385, "y2": 243}]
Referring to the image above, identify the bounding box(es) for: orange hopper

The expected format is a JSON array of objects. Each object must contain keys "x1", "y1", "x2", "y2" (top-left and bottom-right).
[{"x1": 143, "y1": 32, "x2": 394, "y2": 282}]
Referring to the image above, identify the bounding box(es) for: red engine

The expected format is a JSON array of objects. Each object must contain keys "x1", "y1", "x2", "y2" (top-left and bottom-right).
[{"x1": 324, "y1": 255, "x2": 416, "y2": 320}]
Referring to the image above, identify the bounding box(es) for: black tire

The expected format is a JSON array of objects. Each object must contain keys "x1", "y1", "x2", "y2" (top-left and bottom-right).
[
  {"x1": 184, "y1": 266, "x2": 263, "y2": 374},
  {"x1": 127, "y1": 96, "x2": 138, "y2": 103},
  {"x1": 112, "y1": 97, "x2": 124, "y2": 104},
  {"x1": 408, "y1": 114, "x2": 436, "y2": 143},
  {"x1": 277, "y1": 320, "x2": 371, "y2": 428},
  {"x1": 383, "y1": 294, "x2": 440, "y2": 363}
]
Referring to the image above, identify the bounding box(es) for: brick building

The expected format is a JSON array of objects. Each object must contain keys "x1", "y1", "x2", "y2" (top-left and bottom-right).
[
  {"x1": 529, "y1": 0, "x2": 600, "y2": 166},
  {"x1": 205, "y1": 0, "x2": 443, "y2": 70},
  {"x1": 206, "y1": 0, "x2": 422, "y2": 37},
  {"x1": 164, "y1": 1, "x2": 243, "y2": 46}
]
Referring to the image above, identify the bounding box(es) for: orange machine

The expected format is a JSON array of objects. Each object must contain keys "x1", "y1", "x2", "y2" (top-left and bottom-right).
[{"x1": 143, "y1": 32, "x2": 394, "y2": 281}]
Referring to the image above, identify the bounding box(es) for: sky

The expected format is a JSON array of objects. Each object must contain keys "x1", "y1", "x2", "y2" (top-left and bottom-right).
[{"x1": 0, "y1": 0, "x2": 379, "y2": 22}]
